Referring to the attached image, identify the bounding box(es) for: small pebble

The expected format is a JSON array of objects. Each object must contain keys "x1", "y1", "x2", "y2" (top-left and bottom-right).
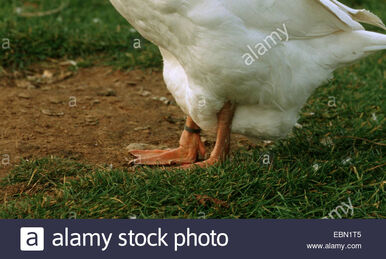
[
  {"x1": 97, "y1": 88, "x2": 116, "y2": 97},
  {"x1": 134, "y1": 126, "x2": 150, "y2": 131},
  {"x1": 17, "y1": 93, "x2": 31, "y2": 99},
  {"x1": 140, "y1": 91, "x2": 151, "y2": 97},
  {"x1": 41, "y1": 109, "x2": 64, "y2": 117}
]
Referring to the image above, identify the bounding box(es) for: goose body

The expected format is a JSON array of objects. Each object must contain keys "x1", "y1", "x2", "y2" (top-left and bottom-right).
[
  {"x1": 110, "y1": 0, "x2": 385, "y2": 167},
  {"x1": 110, "y1": 0, "x2": 385, "y2": 140}
]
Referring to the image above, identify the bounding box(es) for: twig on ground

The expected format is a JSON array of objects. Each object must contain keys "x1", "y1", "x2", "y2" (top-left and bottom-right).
[
  {"x1": 334, "y1": 136, "x2": 386, "y2": 146},
  {"x1": 365, "y1": 163, "x2": 386, "y2": 172},
  {"x1": 15, "y1": 1, "x2": 69, "y2": 18}
]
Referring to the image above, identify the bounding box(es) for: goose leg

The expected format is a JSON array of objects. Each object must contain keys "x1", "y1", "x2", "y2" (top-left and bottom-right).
[
  {"x1": 182, "y1": 101, "x2": 235, "y2": 169},
  {"x1": 129, "y1": 117, "x2": 206, "y2": 165}
]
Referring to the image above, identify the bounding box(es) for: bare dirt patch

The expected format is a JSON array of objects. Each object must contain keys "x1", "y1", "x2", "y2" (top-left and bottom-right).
[{"x1": 0, "y1": 64, "x2": 254, "y2": 178}]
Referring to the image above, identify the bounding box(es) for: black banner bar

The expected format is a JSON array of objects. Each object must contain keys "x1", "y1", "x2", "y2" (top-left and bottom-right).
[{"x1": 0, "y1": 220, "x2": 383, "y2": 258}]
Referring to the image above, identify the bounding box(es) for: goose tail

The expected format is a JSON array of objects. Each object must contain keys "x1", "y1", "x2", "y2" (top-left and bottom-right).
[
  {"x1": 359, "y1": 31, "x2": 386, "y2": 52},
  {"x1": 321, "y1": 30, "x2": 385, "y2": 68}
]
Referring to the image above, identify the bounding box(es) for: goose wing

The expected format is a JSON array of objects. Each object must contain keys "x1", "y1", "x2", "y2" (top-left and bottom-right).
[
  {"x1": 167, "y1": 0, "x2": 384, "y2": 39},
  {"x1": 218, "y1": 0, "x2": 385, "y2": 38}
]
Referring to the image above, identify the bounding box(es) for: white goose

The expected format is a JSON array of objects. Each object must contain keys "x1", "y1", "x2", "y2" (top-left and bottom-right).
[{"x1": 109, "y1": 0, "x2": 386, "y2": 168}]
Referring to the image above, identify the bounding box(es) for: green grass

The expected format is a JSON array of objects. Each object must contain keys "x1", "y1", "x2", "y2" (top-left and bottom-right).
[
  {"x1": 1, "y1": 58, "x2": 385, "y2": 218},
  {"x1": 0, "y1": 0, "x2": 385, "y2": 218},
  {"x1": 0, "y1": 0, "x2": 162, "y2": 69},
  {"x1": 1, "y1": 0, "x2": 384, "y2": 70}
]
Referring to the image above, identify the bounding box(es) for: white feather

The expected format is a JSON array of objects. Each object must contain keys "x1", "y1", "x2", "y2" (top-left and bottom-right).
[{"x1": 110, "y1": 0, "x2": 386, "y2": 139}]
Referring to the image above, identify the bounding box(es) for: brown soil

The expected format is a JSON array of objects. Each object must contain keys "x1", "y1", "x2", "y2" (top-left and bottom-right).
[{"x1": 0, "y1": 64, "x2": 253, "y2": 177}]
